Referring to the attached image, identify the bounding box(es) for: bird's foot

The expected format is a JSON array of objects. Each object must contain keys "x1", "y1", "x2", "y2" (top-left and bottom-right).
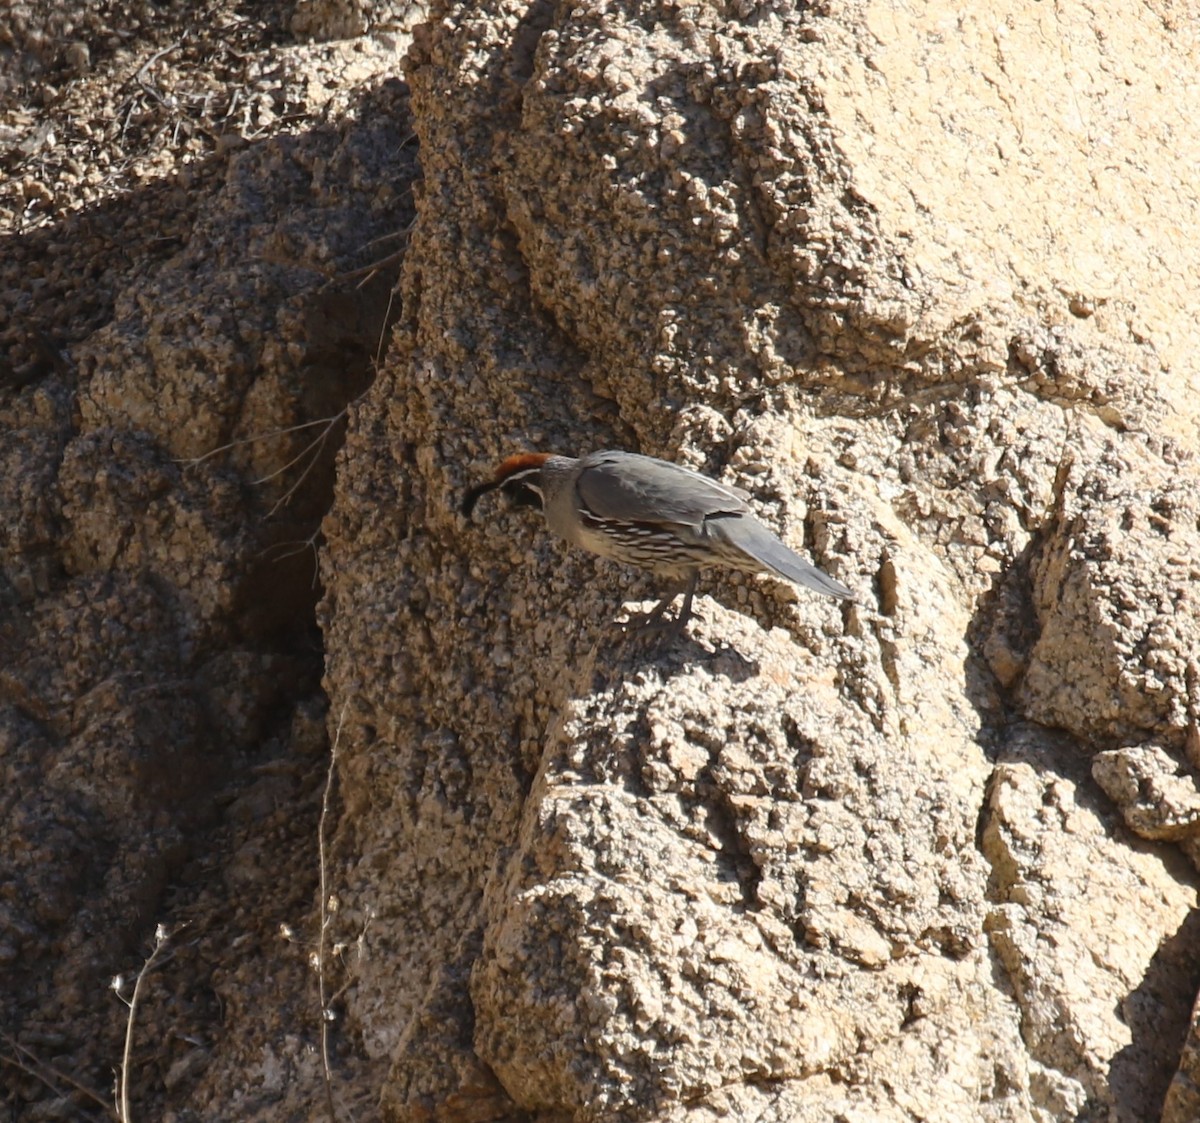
[{"x1": 617, "y1": 601, "x2": 691, "y2": 646}]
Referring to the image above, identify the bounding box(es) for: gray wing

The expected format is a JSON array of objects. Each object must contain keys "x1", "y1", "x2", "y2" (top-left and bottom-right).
[{"x1": 575, "y1": 451, "x2": 752, "y2": 526}]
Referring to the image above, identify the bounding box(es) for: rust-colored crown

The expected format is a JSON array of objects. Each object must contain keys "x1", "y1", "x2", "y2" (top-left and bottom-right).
[{"x1": 491, "y1": 451, "x2": 553, "y2": 480}]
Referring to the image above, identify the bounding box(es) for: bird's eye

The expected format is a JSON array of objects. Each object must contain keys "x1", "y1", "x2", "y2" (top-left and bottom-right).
[{"x1": 502, "y1": 481, "x2": 543, "y2": 511}]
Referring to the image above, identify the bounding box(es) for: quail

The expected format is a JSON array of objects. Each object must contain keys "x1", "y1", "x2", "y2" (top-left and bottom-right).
[{"x1": 462, "y1": 449, "x2": 854, "y2": 638}]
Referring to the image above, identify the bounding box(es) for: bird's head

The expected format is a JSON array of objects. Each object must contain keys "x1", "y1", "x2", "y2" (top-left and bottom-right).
[{"x1": 461, "y1": 452, "x2": 555, "y2": 519}]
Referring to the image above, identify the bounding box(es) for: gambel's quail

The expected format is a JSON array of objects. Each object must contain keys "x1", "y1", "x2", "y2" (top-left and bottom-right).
[{"x1": 462, "y1": 449, "x2": 854, "y2": 637}]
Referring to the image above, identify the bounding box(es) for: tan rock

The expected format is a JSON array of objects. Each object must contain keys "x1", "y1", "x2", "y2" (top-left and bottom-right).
[{"x1": 5, "y1": 0, "x2": 1200, "y2": 1120}]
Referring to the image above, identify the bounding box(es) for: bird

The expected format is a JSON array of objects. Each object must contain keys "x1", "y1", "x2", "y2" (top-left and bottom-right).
[{"x1": 461, "y1": 449, "x2": 855, "y2": 638}]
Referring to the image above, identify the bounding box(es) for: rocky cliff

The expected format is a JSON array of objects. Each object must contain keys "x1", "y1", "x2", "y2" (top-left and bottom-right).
[{"x1": 3, "y1": 2, "x2": 1199, "y2": 1121}]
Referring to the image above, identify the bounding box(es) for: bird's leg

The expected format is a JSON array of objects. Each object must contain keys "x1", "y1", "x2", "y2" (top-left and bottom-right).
[
  {"x1": 621, "y1": 571, "x2": 698, "y2": 644},
  {"x1": 664, "y1": 570, "x2": 698, "y2": 642},
  {"x1": 643, "y1": 586, "x2": 680, "y2": 627},
  {"x1": 622, "y1": 587, "x2": 677, "y2": 631},
  {"x1": 621, "y1": 573, "x2": 691, "y2": 635}
]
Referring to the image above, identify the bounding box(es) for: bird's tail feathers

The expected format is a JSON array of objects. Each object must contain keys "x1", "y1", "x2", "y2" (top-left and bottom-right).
[{"x1": 714, "y1": 516, "x2": 855, "y2": 601}]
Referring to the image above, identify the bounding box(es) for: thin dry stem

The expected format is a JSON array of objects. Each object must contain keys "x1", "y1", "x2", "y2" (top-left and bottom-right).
[
  {"x1": 115, "y1": 924, "x2": 173, "y2": 1123},
  {"x1": 178, "y1": 415, "x2": 342, "y2": 469},
  {"x1": 0, "y1": 1033, "x2": 117, "y2": 1120},
  {"x1": 259, "y1": 530, "x2": 323, "y2": 580},
  {"x1": 262, "y1": 414, "x2": 347, "y2": 518},
  {"x1": 317, "y1": 702, "x2": 348, "y2": 1122}
]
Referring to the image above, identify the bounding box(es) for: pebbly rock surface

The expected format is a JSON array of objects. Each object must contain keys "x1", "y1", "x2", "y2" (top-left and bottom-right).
[
  {"x1": 4, "y1": 1, "x2": 1200, "y2": 1122},
  {"x1": 2, "y1": 1, "x2": 423, "y2": 1119},
  {"x1": 320, "y1": 3, "x2": 1200, "y2": 1122}
]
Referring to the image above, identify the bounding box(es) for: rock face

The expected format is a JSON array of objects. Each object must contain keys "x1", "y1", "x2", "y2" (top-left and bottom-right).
[
  {"x1": 320, "y1": 2, "x2": 1200, "y2": 1121},
  {"x1": 1, "y1": 4, "x2": 420, "y2": 1119},
  {"x1": 4, "y1": 1, "x2": 1200, "y2": 1121}
]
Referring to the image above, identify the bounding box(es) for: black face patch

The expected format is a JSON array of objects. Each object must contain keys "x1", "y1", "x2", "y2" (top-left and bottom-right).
[{"x1": 502, "y1": 480, "x2": 544, "y2": 511}]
